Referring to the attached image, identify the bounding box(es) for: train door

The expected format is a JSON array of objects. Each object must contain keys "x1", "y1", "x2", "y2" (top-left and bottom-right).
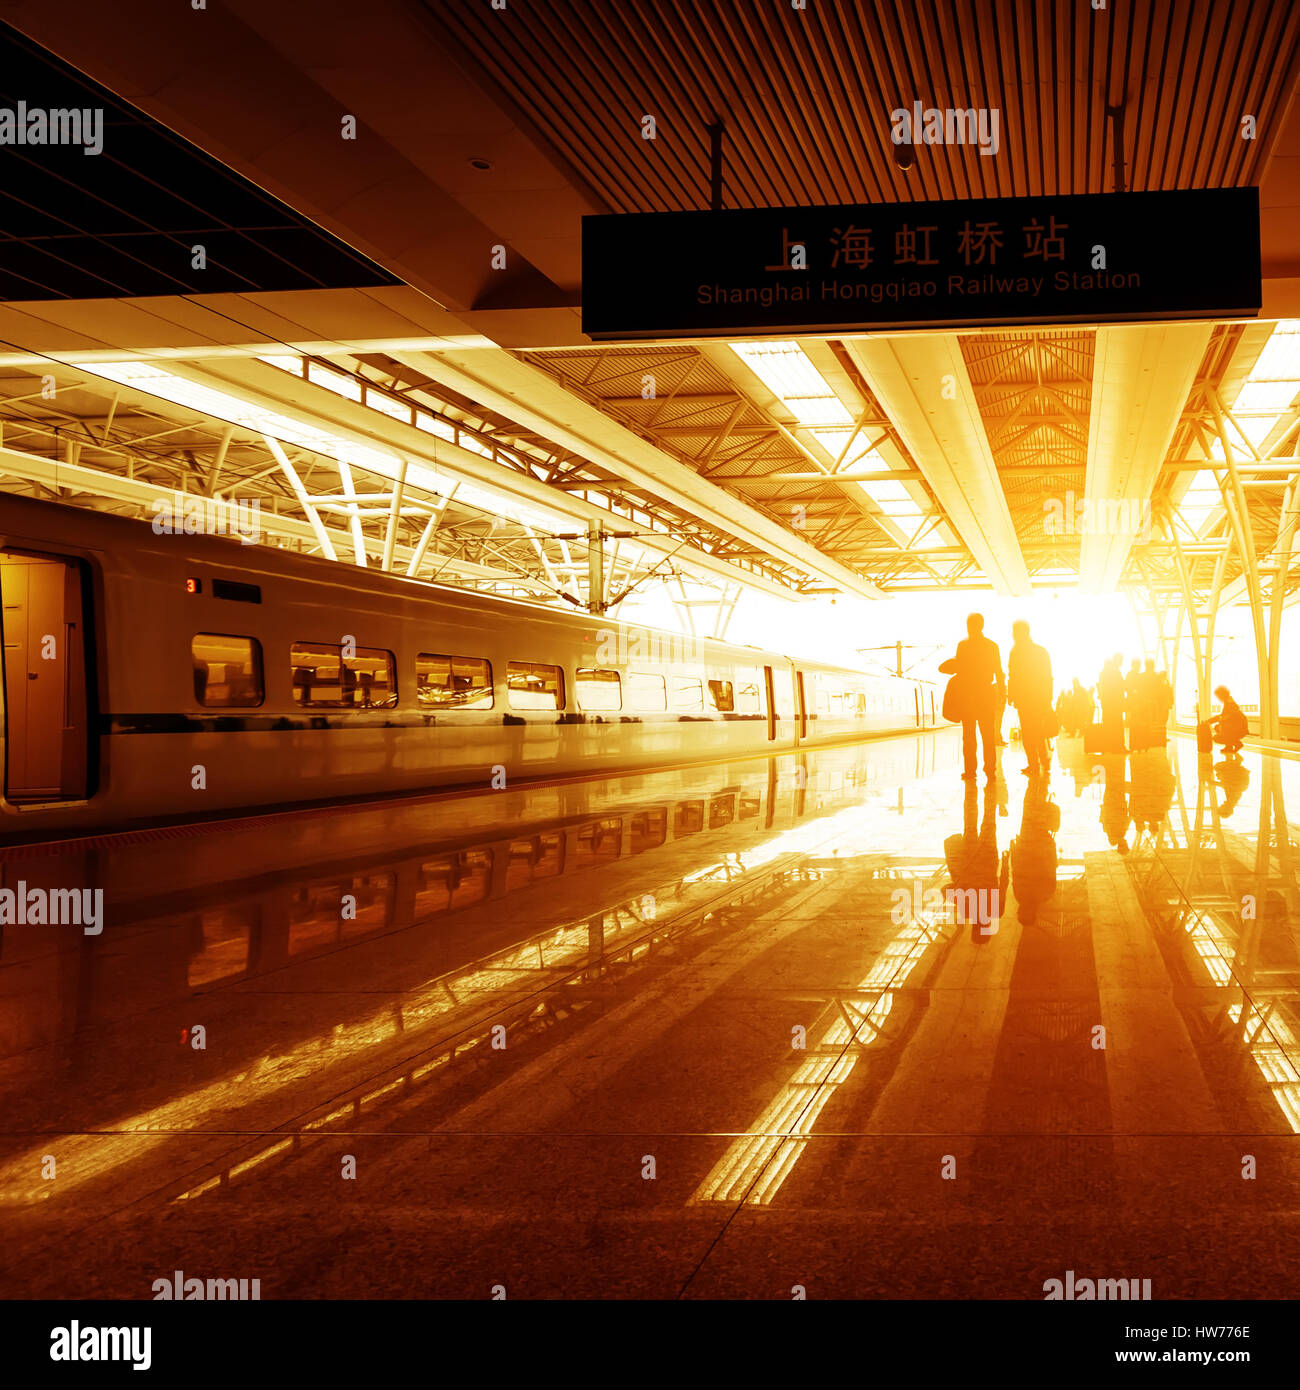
[
  {"x1": 762, "y1": 665, "x2": 777, "y2": 741},
  {"x1": 914, "y1": 686, "x2": 921, "y2": 727},
  {"x1": 795, "y1": 671, "x2": 808, "y2": 740},
  {"x1": 0, "y1": 550, "x2": 91, "y2": 802}
]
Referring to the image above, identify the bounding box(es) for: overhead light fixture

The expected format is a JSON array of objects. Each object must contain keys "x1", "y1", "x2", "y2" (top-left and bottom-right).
[{"x1": 729, "y1": 340, "x2": 853, "y2": 426}]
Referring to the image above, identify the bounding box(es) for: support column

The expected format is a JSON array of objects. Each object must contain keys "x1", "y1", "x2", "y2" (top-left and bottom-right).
[{"x1": 587, "y1": 522, "x2": 605, "y2": 615}]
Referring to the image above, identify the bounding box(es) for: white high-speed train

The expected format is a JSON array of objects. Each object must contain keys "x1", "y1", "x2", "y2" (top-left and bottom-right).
[{"x1": 0, "y1": 493, "x2": 936, "y2": 839}]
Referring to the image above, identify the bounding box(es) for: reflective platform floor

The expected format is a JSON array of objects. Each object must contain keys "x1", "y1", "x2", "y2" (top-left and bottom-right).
[{"x1": 2, "y1": 730, "x2": 1300, "y2": 1300}]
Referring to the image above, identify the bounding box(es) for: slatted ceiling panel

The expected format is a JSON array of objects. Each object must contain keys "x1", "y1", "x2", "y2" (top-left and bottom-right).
[
  {"x1": 956, "y1": 329, "x2": 1094, "y2": 569},
  {"x1": 529, "y1": 341, "x2": 902, "y2": 556},
  {"x1": 432, "y1": 0, "x2": 1300, "y2": 214}
]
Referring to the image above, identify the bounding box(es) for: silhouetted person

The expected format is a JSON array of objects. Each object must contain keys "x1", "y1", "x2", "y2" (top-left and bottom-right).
[
  {"x1": 1008, "y1": 619, "x2": 1053, "y2": 777},
  {"x1": 1057, "y1": 678, "x2": 1092, "y2": 736},
  {"x1": 1122, "y1": 658, "x2": 1143, "y2": 749},
  {"x1": 1211, "y1": 685, "x2": 1247, "y2": 756},
  {"x1": 939, "y1": 613, "x2": 1004, "y2": 785},
  {"x1": 1128, "y1": 662, "x2": 1155, "y2": 752},
  {"x1": 1074, "y1": 678, "x2": 1095, "y2": 732},
  {"x1": 1152, "y1": 665, "x2": 1173, "y2": 743},
  {"x1": 1054, "y1": 688, "x2": 1071, "y2": 736},
  {"x1": 1098, "y1": 655, "x2": 1126, "y2": 753}
]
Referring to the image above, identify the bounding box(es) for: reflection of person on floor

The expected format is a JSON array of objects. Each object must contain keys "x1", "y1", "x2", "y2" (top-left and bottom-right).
[
  {"x1": 943, "y1": 783, "x2": 1007, "y2": 942},
  {"x1": 1010, "y1": 778, "x2": 1059, "y2": 925},
  {"x1": 1098, "y1": 655, "x2": 1126, "y2": 753},
  {"x1": 1056, "y1": 735, "x2": 1095, "y2": 797},
  {"x1": 1129, "y1": 748, "x2": 1176, "y2": 840},
  {"x1": 1214, "y1": 757, "x2": 1250, "y2": 816},
  {"x1": 1210, "y1": 685, "x2": 1248, "y2": 756},
  {"x1": 939, "y1": 613, "x2": 1004, "y2": 786},
  {"x1": 1008, "y1": 619, "x2": 1054, "y2": 778},
  {"x1": 1099, "y1": 752, "x2": 1132, "y2": 853}
]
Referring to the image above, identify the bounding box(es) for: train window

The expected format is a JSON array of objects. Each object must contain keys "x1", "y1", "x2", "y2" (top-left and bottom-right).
[
  {"x1": 628, "y1": 808, "x2": 668, "y2": 853},
  {"x1": 192, "y1": 633, "x2": 264, "y2": 707},
  {"x1": 340, "y1": 871, "x2": 397, "y2": 938},
  {"x1": 709, "y1": 793, "x2": 736, "y2": 828},
  {"x1": 707, "y1": 679, "x2": 735, "y2": 712},
  {"x1": 348, "y1": 647, "x2": 397, "y2": 708},
  {"x1": 415, "y1": 849, "x2": 491, "y2": 917},
  {"x1": 574, "y1": 818, "x2": 622, "y2": 867},
  {"x1": 735, "y1": 672, "x2": 763, "y2": 714},
  {"x1": 674, "y1": 800, "x2": 705, "y2": 835},
  {"x1": 506, "y1": 661, "x2": 565, "y2": 710},
  {"x1": 291, "y1": 642, "x2": 397, "y2": 709},
  {"x1": 292, "y1": 642, "x2": 342, "y2": 705},
  {"x1": 416, "y1": 653, "x2": 494, "y2": 709},
  {"x1": 670, "y1": 676, "x2": 704, "y2": 712},
  {"x1": 626, "y1": 671, "x2": 667, "y2": 711},
  {"x1": 506, "y1": 830, "x2": 564, "y2": 889},
  {"x1": 187, "y1": 907, "x2": 254, "y2": 989},
  {"x1": 815, "y1": 688, "x2": 830, "y2": 715},
  {"x1": 575, "y1": 667, "x2": 622, "y2": 711}
]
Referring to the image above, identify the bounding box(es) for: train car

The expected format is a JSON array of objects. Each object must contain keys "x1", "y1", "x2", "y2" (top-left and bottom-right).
[{"x1": 0, "y1": 493, "x2": 935, "y2": 839}]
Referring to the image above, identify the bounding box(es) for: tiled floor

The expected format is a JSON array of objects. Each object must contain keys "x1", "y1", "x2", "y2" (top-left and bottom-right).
[{"x1": 2, "y1": 729, "x2": 1299, "y2": 1299}]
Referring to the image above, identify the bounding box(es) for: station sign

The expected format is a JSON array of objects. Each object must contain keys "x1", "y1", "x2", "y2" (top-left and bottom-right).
[{"x1": 581, "y1": 187, "x2": 1261, "y2": 339}]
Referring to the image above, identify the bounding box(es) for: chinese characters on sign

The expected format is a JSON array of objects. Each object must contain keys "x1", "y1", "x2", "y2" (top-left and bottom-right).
[
  {"x1": 825, "y1": 216, "x2": 1069, "y2": 270},
  {"x1": 582, "y1": 189, "x2": 1261, "y2": 338}
]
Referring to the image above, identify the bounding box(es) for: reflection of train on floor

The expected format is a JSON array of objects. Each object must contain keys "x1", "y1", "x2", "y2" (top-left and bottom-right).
[{"x1": 0, "y1": 494, "x2": 935, "y2": 837}]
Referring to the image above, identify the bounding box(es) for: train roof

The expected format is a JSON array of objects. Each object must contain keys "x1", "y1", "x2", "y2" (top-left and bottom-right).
[{"x1": 0, "y1": 491, "x2": 929, "y2": 685}]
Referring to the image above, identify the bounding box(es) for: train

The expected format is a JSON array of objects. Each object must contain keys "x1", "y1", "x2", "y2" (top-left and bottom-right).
[{"x1": 0, "y1": 492, "x2": 936, "y2": 839}]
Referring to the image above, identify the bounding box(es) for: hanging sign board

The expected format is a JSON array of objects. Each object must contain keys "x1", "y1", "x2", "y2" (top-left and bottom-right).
[{"x1": 582, "y1": 188, "x2": 1261, "y2": 339}]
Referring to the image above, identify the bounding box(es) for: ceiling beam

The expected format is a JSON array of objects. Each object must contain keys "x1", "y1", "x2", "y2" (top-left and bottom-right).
[
  {"x1": 1079, "y1": 323, "x2": 1212, "y2": 593},
  {"x1": 846, "y1": 335, "x2": 1030, "y2": 595},
  {"x1": 389, "y1": 346, "x2": 884, "y2": 598}
]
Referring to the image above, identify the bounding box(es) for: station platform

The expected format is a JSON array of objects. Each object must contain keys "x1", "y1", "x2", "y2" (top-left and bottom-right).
[{"x1": 2, "y1": 729, "x2": 1298, "y2": 1300}]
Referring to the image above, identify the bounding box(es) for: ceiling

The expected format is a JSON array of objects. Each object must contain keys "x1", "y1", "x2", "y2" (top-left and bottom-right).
[
  {"x1": 0, "y1": 1, "x2": 1297, "y2": 610},
  {"x1": 0, "y1": 23, "x2": 398, "y2": 299}
]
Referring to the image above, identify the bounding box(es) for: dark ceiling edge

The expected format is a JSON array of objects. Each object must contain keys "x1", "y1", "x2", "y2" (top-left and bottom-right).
[
  {"x1": 0, "y1": 17, "x2": 405, "y2": 294},
  {"x1": 414, "y1": 0, "x2": 616, "y2": 220}
]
